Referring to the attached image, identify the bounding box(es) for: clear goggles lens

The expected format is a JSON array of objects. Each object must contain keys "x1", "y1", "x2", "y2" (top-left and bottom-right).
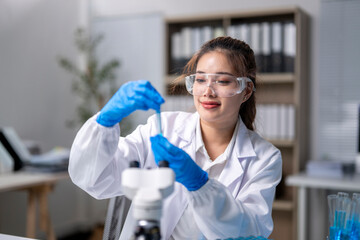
[{"x1": 185, "y1": 73, "x2": 255, "y2": 97}]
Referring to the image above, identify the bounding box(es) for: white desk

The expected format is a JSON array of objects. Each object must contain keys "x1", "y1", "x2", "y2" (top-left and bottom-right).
[
  {"x1": 0, "y1": 171, "x2": 69, "y2": 240},
  {"x1": 0, "y1": 233, "x2": 36, "y2": 240},
  {"x1": 286, "y1": 173, "x2": 360, "y2": 240}
]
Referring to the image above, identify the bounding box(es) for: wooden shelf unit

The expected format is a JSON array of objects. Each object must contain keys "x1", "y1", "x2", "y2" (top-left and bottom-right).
[
  {"x1": 273, "y1": 199, "x2": 294, "y2": 211},
  {"x1": 165, "y1": 7, "x2": 309, "y2": 240}
]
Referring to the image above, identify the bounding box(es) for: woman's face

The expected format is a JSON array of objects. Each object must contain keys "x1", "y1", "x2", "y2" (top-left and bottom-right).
[{"x1": 194, "y1": 51, "x2": 248, "y2": 127}]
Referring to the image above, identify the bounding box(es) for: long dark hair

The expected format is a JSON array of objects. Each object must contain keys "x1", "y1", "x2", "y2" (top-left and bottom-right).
[{"x1": 172, "y1": 36, "x2": 257, "y2": 130}]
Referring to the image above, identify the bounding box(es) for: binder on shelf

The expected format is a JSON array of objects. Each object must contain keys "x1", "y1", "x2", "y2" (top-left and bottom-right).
[
  {"x1": 201, "y1": 26, "x2": 213, "y2": 45},
  {"x1": 191, "y1": 27, "x2": 202, "y2": 55},
  {"x1": 227, "y1": 25, "x2": 237, "y2": 39},
  {"x1": 269, "y1": 104, "x2": 279, "y2": 139},
  {"x1": 261, "y1": 22, "x2": 272, "y2": 73},
  {"x1": 170, "y1": 25, "x2": 220, "y2": 74},
  {"x1": 250, "y1": 23, "x2": 262, "y2": 73},
  {"x1": 170, "y1": 27, "x2": 191, "y2": 74},
  {"x1": 263, "y1": 105, "x2": 272, "y2": 139},
  {"x1": 239, "y1": 24, "x2": 250, "y2": 44},
  {"x1": 171, "y1": 32, "x2": 181, "y2": 61},
  {"x1": 170, "y1": 31, "x2": 185, "y2": 73},
  {"x1": 234, "y1": 25, "x2": 243, "y2": 41},
  {"x1": 279, "y1": 104, "x2": 289, "y2": 140},
  {"x1": 284, "y1": 22, "x2": 296, "y2": 73},
  {"x1": 181, "y1": 27, "x2": 192, "y2": 60},
  {"x1": 271, "y1": 22, "x2": 284, "y2": 73},
  {"x1": 255, "y1": 104, "x2": 295, "y2": 141},
  {"x1": 255, "y1": 104, "x2": 266, "y2": 138},
  {"x1": 214, "y1": 26, "x2": 225, "y2": 38},
  {"x1": 288, "y1": 104, "x2": 295, "y2": 140}
]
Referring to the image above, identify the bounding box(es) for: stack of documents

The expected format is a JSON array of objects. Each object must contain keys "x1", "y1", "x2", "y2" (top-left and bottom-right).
[
  {"x1": 306, "y1": 160, "x2": 343, "y2": 178},
  {"x1": 23, "y1": 147, "x2": 70, "y2": 172}
]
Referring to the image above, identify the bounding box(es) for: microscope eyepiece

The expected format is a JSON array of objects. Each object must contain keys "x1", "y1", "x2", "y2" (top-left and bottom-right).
[
  {"x1": 158, "y1": 160, "x2": 169, "y2": 168},
  {"x1": 129, "y1": 161, "x2": 140, "y2": 168}
]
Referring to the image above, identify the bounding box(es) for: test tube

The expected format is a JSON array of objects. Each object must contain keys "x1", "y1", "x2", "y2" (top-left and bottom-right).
[
  {"x1": 352, "y1": 194, "x2": 360, "y2": 238},
  {"x1": 156, "y1": 109, "x2": 162, "y2": 135},
  {"x1": 328, "y1": 192, "x2": 360, "y2": 240},
  {"x1": 328, "y1": 194, "x2": 338, "y2": 240},
  {"x1": 346, "y1": 195, "x2": 356, "y2": 235},
  {"x1": 336, "y1": 192, "x2": 349, "y2": 229},
  {"x1": 328, "y1": 194, "x2": 337, "y2": 227}
]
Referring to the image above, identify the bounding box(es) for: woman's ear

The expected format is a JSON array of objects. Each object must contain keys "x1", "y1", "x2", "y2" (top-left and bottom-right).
[{"x1": 242, "y1": 82, "x2": 254, "y2": 102}]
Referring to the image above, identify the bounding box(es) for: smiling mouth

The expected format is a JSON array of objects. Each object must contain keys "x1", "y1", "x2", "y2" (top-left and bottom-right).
[{"x1": 201, "y1": 101, "x2": 221, "y2": 109}]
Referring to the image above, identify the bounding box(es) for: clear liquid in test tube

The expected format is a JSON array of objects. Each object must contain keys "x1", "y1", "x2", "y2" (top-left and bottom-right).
[{"x1": 156, "y1": 109, "x2": 162, "y2": 135}]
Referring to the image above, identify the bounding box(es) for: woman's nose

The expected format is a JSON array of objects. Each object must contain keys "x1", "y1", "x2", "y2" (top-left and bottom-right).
[{"x1": 203, "y1": 84, "x2": 216, "y2": 97}]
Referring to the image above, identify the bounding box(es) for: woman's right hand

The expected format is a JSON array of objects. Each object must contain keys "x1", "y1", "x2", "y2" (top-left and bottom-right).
[{"x1": 96, "y1": 80, "x2": 164, "y2": 127}]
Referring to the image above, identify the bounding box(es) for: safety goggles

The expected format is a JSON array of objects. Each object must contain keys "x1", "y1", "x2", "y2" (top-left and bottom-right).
[{"x1": 185, "y1": 73, "x2": 255, "y2": 98}]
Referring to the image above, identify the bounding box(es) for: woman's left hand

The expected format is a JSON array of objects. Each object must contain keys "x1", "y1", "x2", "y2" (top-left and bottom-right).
[{"x1": 150, "y1": 134, "x2": 208, "y2": 191}]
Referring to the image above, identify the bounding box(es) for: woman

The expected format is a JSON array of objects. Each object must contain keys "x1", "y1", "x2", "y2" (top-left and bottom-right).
[{"x1": 69, "y1": 36, "x2": 282, "y2": 239}]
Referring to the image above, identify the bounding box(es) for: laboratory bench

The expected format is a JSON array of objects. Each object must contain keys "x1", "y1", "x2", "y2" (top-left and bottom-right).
[
  {"x1": 286, "y1": 173, "x2": 360, "y2": 240},
  {"x1": 0, "y1": 171, "x2": 69, "y2": 240}
]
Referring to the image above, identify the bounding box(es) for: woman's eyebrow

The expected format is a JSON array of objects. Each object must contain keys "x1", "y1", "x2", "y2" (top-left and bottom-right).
[
  {"x1": 216, "y1": 71, "x2": 233, "y2": 76},
  {"x1": 195, "y1": 71, "x2": 233, "y2": 76}
]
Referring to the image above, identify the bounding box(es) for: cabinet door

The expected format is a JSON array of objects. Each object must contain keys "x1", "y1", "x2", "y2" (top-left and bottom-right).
[{"x1": 92, "y1": 13, "x2": 165, "y2": 128}]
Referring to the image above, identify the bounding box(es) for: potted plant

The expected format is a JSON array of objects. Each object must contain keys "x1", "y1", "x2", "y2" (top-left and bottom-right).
[{"x1": 58, "y1": 28, "x2": 129, "y2": 132}]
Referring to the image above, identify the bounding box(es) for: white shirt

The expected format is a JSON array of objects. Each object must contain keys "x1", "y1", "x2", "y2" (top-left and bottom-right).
[{"x1": 68, "y1": 111, "x2": 282, "y2": 239}]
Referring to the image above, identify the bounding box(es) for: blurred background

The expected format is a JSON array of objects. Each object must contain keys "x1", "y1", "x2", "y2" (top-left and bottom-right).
[{"x1": 0, "y1": 0, "x2": 359, "y2": 240}]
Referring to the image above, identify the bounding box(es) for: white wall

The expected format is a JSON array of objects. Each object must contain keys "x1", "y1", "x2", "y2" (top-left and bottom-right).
[
  {"x1": 0, "y1": 0, "x2": 323, "y2": 239},
  {"x1": 0, "y1": 0, "x2": 107, "y2": 238}
]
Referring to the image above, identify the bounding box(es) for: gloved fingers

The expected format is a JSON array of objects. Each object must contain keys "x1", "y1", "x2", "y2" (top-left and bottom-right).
[
  {"x1": 150, "y1": 136, "x2": 177, "y2": 165},
  {"x1": 131, "y1": 89, "x2": 164, "y2": 112},
  {"x1": 150, "y1": 135, "x2": 183, "y2": 157},
  {"x1": 96, "y1": 80, "x2": 164, "y2": 127},
  {"x1": 132, "y1": 80, "x2": 165, "y2": 109},
  {"x1": 127, "y1": 94, "x2": 152, "y2": 111}
]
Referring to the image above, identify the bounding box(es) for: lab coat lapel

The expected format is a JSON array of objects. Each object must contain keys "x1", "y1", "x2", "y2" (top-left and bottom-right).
[
  {"x1": 174, "y1": 112, "x2": 198, "y2": 149},
  {"x1": 218, "y1": 120, "x2": 257, "y2": 195}
]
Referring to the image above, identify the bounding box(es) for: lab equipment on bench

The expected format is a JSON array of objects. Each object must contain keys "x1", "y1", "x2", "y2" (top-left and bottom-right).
[
  {"x1": 121, "y1": 160, "x2": 175, "y2": 240},
  {"x1": 327, "y1": 192, "x2": 360, "y2": 240}
]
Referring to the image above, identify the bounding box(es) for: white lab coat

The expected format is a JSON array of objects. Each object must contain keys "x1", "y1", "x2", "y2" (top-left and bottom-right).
[{"x1": 69, "y1": 111, "x2": 282, "y2": 240}]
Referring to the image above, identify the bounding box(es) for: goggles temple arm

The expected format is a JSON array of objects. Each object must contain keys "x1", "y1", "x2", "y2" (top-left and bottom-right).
[{"x1": 240, "y1": 77, "x2": 256, "y2": 92}]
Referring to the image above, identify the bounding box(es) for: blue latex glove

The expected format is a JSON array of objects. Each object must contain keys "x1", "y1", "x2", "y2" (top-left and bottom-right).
[
  {"x1": 97, "y1": 80, "x2": 164, "y2": 127},
  {"x1": 150, "y1": 134, "x2": 208, "y2": 191}
]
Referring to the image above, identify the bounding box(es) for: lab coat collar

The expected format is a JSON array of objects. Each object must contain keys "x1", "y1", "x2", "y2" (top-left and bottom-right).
[
  {"x1": 218, "y1": 118, "x2": 257, "y2": 188},
  {"x1": 174, "y1": 112, "x2": 198, "y2": 144},
  {"x1": 175, "y1": 112, "x2": 257, "y2": 158},
  {"x1": 234, "y1": 118, "x2": 257, "y2": 159},
  {"x1": 174, "y1": 112, "x2": 257, "y2": 188}
]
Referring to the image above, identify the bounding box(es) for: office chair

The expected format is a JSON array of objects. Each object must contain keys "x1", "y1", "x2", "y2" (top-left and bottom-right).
[{"x1": 102, "y1": 196, "x2": 131, "y2": 240}]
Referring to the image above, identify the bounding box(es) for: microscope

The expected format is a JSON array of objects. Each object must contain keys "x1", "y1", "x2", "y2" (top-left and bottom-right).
[{"x1": 121, "y1": 160, "x2": 175, "y2": 240}]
